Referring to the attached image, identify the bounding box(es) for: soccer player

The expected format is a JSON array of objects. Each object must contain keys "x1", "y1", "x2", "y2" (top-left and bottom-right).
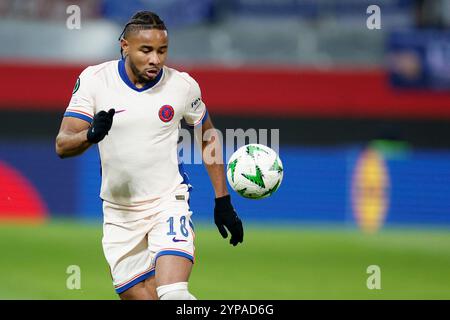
[{"x1": 55, "y1": 11, "x2": 244, "y2": 300}]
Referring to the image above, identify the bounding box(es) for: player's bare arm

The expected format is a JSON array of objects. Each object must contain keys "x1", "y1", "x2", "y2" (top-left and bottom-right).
[
  {"x1": 200, "y1": 115, "x2": 244, "y2": 246},
  {"x1": 201, "y1": 116, "x2": 229, "y2": 198},
  {"x1": 55, "y1": 116, "x2": 92, "y2": 158}
]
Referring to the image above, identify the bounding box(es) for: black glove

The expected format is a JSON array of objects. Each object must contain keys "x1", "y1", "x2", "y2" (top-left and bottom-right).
[
  {"x1": 87, "y1": 109, "x2": 115, "y2": 143},
  {"x1": 214, "y1": 195, "x2": 244, "y2": 246}
]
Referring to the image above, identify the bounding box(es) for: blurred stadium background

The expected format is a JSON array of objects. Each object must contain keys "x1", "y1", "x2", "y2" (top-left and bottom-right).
[{"x1": 0, "y1": 0, "x2": 450, "y2": 299}]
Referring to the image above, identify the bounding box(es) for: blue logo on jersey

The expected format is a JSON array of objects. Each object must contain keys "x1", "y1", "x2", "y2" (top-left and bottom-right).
[{"x1": 172, "y1": 237, "x2": 187, "y2": 243}]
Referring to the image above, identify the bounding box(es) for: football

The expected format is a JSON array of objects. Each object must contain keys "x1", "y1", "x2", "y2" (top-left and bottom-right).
[{"x1": 226, "y1": 144, "x2": 283, "y2": 199}]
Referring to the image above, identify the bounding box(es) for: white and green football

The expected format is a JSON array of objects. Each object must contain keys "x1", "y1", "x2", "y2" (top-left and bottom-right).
[{"x1": 227, "y1": 144, "x2": 283, "y2": 199}]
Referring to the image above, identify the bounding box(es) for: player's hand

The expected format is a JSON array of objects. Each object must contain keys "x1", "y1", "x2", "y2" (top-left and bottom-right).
[
  {"x1": 214, "y1": 195, "x2": 244, "y2": 246},
  {"x1": 87, "y1": 109, "x2": 115, "y2": 143}
]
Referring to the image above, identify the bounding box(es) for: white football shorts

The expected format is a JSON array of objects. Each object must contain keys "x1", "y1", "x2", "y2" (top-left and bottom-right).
[{"x1": 101, "y1": 184, "x2": 195, "y2": 294}]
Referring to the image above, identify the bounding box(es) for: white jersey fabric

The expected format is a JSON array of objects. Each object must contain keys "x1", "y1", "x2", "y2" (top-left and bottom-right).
[{"x1": 64, "y1": 59, "x2": 207, "y2": 218}]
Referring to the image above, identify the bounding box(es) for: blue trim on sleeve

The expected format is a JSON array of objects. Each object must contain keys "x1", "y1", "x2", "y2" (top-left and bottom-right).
[
  {"x1": 201, "y1": 109, "x2": 209, "y2": 125},
  {"x1": 115, "y1": 269, "x2": 155, "y2": 294},
  {"x1": 64, "y1": 112, "x2": 93, "y2": 124},
  {"x1": 118, "y1": 58, "x2": 163, "y2": 92},
  {"x1": 155, "y1": 250, "x2": 194, "y2": 264}
]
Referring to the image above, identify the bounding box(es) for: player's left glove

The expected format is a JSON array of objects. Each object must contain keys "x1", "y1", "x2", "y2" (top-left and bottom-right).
[
  {"x1": 214, "y1": 195, "x2": 244, "y2": 246},
  {"x1": 87, "y1": 108, "x2": 115, "y2": 144}
]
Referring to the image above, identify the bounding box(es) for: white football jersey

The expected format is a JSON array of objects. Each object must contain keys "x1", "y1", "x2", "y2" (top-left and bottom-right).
[{"x1": 64, "y1": 59, "x2": 207, "y2": 210}]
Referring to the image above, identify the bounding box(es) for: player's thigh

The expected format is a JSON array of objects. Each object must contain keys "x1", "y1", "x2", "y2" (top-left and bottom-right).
[
  {"x1": 102, "y1": 217, "x2": 155, "y2": 297},
  {"x1": 155, "y1": 255, "x2": 193, "y2": 287}
]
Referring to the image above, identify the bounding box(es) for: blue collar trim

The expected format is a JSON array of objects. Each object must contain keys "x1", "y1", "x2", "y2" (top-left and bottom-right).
[{"x1": 118, "y1": 58, "x2": 163, "y2": 92}]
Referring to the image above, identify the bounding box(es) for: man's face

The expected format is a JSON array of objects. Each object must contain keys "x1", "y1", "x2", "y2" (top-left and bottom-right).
[{"x1": 121, "y1": 29, "x2": 168, "y2": 82}]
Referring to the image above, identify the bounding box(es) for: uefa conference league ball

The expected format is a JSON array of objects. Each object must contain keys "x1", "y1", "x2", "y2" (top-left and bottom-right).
[{"x1": 227, "y1": 144, "x2": 283, "y2": 199}]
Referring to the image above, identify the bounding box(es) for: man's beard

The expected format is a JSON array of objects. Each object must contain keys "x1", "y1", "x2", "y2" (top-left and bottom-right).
[{"x1": 129, "y1": 58, "x2": 152, "y2": 83}]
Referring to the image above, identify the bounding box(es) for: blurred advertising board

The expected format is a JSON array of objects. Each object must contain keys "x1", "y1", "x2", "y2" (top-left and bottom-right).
[
  {"x1": 2, "y1": 141, "x2": 450, "y2": 232},
  {"x1": 388, "y1": 30, "x2": 450, "y2": 90}
]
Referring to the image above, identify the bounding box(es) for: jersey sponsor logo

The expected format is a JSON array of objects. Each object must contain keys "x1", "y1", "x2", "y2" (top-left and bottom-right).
[
  {"x1": 172, "y1": 237, "x2": 187, "y2": 243},
  {"x1": 72, "y1": 77, "x2": 80, "y2": 94},
  {"x1": 191, "y1": 97, "x2": 201, "y2": 110},
  {"x1": 159, "y1": 105, "x2": 174, "y2": 122}
]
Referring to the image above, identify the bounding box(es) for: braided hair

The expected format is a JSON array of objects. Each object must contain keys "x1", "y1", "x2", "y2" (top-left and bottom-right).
[{"x1": 118, "y1": 11, "x2": 167, "y2": 59}]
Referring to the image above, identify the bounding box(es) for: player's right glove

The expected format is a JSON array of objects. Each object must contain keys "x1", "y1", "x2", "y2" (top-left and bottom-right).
[
  {"x1": 87, "y1": 109, "x2": 115, "y2": 143},
  {"x1": 214, "y1": 195, "x2": 244, "y2": 246}
]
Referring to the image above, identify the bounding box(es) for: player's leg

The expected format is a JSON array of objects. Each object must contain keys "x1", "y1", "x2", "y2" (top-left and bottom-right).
[
  {"x1": 118, "y1": 279, "x2": 156, "y2": 300},
  {"x1": 102, "y1": 203, "x2": 156, "y2": 300},
  {"x1": 144, "y1": 275, "x2": 158, "y2": 297},
  {"x1": 155, "y1": 255, "x2": 196, "y2": 300},
  {"x1": 149, "y1": 184, "x2": 197, "y2": 300},
  {"x1": 119, "y1": 276, "x2": 158, "y2": 300}
]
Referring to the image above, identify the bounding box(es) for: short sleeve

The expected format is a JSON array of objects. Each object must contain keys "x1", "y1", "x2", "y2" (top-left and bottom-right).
[
  {"x1": 64, "y1": 67, "x2": 96, "y2": 124},
  {"x1": 183, "y1": 74, "x2": 208, "y2": 127}
]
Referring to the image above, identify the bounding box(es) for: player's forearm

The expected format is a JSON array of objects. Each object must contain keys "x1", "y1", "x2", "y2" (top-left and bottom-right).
[
  {"x1": 199, "y1": 116, "x2": 229, "y2": 198},
  {"x1": 55, "y1": 130, "x2": 92, "y2": 158},
  {"x1": 201, "y1": 133, "x2": 229, "y2": 198},
  {"x1": 203, "y1": 160, "x2": 229, "y2": 198}
]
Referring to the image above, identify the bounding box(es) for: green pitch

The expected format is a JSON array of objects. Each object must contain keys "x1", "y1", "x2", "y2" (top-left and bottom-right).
[{"x1": 0, "y1": 221, "x2": 449, "y2": 299}]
